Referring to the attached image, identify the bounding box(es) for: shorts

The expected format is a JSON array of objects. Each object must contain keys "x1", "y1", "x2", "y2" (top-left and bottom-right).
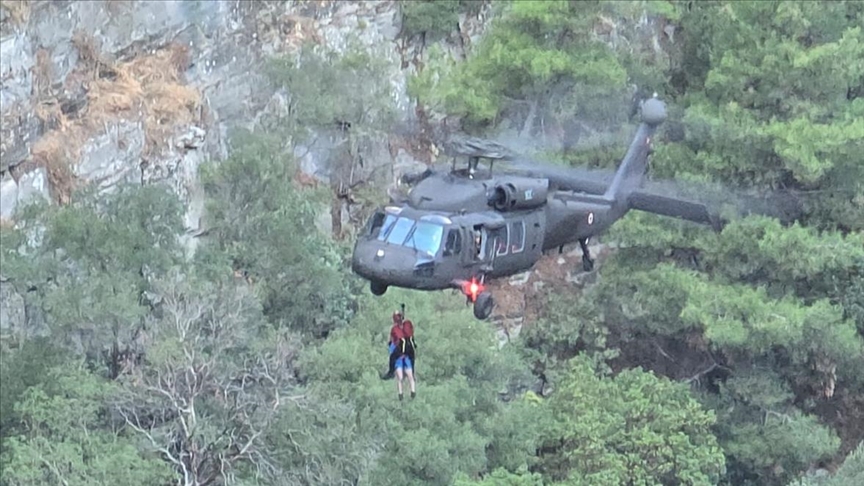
[{"x1": 396, "y1": 355, "x2": 412, "y2": 371}]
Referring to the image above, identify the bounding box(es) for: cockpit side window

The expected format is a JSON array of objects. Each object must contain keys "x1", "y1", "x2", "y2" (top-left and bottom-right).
[
  {"x1": 443, "y1": 229, "x2": 462, "y2": 256},
  {"x1": 376, "y1": 214, "x2": 398, "y2": 241},
  {"x1": 368, "y1": 211, "x2": 386, "y2": 237}
]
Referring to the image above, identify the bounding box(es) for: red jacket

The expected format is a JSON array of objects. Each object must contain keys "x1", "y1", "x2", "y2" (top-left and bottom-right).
[{"x1": 389, "y1": 320, "x2": 414, "y2": 346}]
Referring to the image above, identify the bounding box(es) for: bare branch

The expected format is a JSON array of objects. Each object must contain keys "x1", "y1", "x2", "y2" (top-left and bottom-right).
[
  {"x1": 37, "y1": 452, "x2": 70, "y2": 486},
  {"x1": 113, "y1": 275, "x2": 297, "y2": 485}
]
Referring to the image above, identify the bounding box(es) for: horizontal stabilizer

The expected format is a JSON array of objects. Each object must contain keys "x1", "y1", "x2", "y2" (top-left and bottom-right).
[{"x1": 628, "y1": 190, "x2": 723, "y2": 231}]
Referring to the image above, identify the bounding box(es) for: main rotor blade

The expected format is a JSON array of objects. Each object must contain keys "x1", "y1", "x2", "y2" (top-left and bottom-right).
[
  {"x1": 438, "y1": 135, "x2": 520, "y2": 160},
  {"x1": 498, "y1": 157, "x2": 616, "y2": 194},
  {"x1": 436, "y1": 135, "x2": 805, "y2": 225},
  {"x1": 635, "y1": 178, "x2": 805, "y2": 225}
]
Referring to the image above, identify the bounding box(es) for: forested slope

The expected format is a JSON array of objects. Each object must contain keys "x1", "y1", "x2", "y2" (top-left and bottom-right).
[{"x1": 1, "y1": 1, "x2": 862, "y2": 485}]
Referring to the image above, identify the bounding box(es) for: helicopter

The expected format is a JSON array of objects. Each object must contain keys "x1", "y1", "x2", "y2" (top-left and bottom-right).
[{"x1": 350, "y1": 96, "x2": 730, "y2": 320}]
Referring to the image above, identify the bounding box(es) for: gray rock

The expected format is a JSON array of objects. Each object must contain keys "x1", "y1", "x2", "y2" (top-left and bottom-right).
[
  {"x1": 0, "y1": 32, "x2": 39, "y2": 172},
  {"x1": 175, "y1": 125, "x2": 206, "y2": 150},
  {"x1": 28, "y1": 2, "x2": 78, "y2": 89},
  {"x1": 0, "y1": 279, "x2": 26, "y2": 335},
  {"x1": 392, "y1": 149, "x2": 427, "y2": 185},
  {"x1": 567, "y1": 269, "x2": 598, "y2": 286},
  {"x1": 509, "y1": 271, "x2": 531, "y2": 286},
  {"x1": 17, "y1": 167, "x2": 50, "y2": 207},
  {"x1": 0, "y1": 173, "x2": 18, "y2": 219},
  {"x1": 0, "y1": 33, "x2": 33, "y2": 112},
  {"x1": 74, "y1": 120, "x2": 145, "y2": 188}
]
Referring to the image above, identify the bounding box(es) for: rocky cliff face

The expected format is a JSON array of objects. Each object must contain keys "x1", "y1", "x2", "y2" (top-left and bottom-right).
[
  {"x1": 0, "y1": 0, "x2": 671, "y2": 333},
  {"x1": 0, "y1": 0, "x2": 489, "y2": 335},
  {"x1": 0, "y1": 0, "x2": 486, "y2": 225}
]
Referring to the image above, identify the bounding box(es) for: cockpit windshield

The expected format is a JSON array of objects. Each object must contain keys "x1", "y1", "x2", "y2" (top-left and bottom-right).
[
  {"x1": 406, "y1": 221, "x2": 444, "y2": 257},
  {"x1": 375, "y1": 214, "x2": 445, "y2": 257}
]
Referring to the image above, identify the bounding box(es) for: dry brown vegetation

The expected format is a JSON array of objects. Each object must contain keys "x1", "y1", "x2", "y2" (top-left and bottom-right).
[
  {"x1": 29, "y1": 31, "x2": 200, "y2": 204},
  {"x1": 0, "y1": 0, "x2": 30, "y2": 26}
]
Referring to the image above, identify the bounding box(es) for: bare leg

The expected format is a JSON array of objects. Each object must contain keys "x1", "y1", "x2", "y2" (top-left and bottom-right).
[
  {"x1": 405, "y1": 369, "x2": 416, "y2": 394},
  {"x1": 395, "y1": 368, "x2": 404, "y2": 396}
]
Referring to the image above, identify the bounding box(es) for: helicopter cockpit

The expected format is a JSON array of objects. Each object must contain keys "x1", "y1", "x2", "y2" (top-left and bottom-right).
[{"x1": 369, "y1": 211, "x2": 446, "y2": 258}]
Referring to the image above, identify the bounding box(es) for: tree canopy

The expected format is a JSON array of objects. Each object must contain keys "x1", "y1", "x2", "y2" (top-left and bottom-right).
[{"x1": 1, "y1": 1, "x2": 862, "y2": 485}]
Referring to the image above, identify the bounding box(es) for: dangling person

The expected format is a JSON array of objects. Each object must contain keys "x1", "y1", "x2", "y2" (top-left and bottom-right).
[{"x1": 381, "y1": 311, "x2": 416, "y2": 400}]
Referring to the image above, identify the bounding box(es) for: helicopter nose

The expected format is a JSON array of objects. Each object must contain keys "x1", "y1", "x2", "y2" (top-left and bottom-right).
[{"x1": 351, "y1": 241, "x2": 414, "y2": 284}]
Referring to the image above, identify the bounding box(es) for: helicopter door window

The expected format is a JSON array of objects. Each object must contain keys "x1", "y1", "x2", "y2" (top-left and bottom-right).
[
  {"x1": 510, "y1": 221, "x2": 525, "y2": 253},
  {"x1": 444, "y1": 229, "x2": 462, "y2": 256},
  {"x1": 472, "y1": 227, "x2": 484, "y2": 259},
  {"x1": 494, "y1": 226, "x2": 509, "y2": 257}
]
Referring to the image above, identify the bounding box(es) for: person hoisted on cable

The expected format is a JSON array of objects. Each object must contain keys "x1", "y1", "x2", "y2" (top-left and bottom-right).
[{"x1": 381, "y1": 309, "x2": 416, "y2": 400}]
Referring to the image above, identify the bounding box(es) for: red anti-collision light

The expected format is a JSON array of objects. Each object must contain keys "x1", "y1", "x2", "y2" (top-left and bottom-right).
[{"x1": 462, "y1": 278, "x2": 484, "y2": 302}]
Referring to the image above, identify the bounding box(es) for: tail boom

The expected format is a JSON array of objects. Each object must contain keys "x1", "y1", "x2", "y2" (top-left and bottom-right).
[{"x1": 603, "y1": 96, "x2": 667, "y2": 201}]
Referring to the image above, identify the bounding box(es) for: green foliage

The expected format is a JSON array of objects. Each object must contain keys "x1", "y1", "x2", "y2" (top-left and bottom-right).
[
  {"x1": 788, "y1": 441, "x2": 864, "y2": 486},
  {"x1": 660, "y1": 1, "x2": 864, "y2": 230},
  {"x1": 399, "y1": 0, "x2": 460, "y2": 42},
  {"x1": 264, "y1": 39, "x2": 397, "y2": 145},
  {"x1": 297, "y1": 288, "x2": 538, "y2": 485},
  {"x1": 0, "y1": 184, "x2": 185, "y2": 368},
  {"x1": 537, "y1": 355, "x2": 726, "y2": 485},
  {"x1": 111, "y1": 268, "x2": 306, "y2": 485},
  {"x1": 199, "y1": 130, "x2": 355, "y2": 335},
  {"x1": 598, "y1": 259, "x2": 864, "y2": 374},
  {"x1": 2, "y1": 1, "x2": 863, "y2": 485},
  {"x1": 0, "y1": 338, "x2": 69, "y2": 437},
  {"x1": 411, "y1": 0, "x2": 631, "y2": 129},
  {"x1": 702, "y1": 369, "x2": 842, "y2": 486},
  {"x1": 1, "y1": 365, "x2": 172, "y2": 486},
  {"x1": 259, "y1": 397, "x2": 381, "y2": 485},
  {"x1": 454, "y1": 466, "x2": 545, "y2": 486}
]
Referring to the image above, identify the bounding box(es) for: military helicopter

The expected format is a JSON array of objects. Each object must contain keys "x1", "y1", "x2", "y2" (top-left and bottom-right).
[{"x1": 350, "y1": 96, "x2": 728, "y2": 320}]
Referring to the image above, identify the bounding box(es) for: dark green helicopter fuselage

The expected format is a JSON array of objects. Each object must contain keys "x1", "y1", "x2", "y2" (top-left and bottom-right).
[
  {"x1": 350, "y1": 97, "x2": 711, "y2": 319},
  {"x1": 351, "y1": 172, "x2": 622, "y2": 290}
]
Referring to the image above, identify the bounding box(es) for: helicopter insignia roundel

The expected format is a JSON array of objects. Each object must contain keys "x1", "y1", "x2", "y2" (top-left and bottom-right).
[{"x1": 588, "y1": 212, "x2": 594, "y2": 225}]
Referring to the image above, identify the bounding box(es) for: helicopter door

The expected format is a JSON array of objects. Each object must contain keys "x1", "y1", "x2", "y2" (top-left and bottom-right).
[
  {"x1": 443, "y1": 228, "x2": 463, "y2": 259},
  {"x1": 469, "y1": 226, "x2": 489, "y2": 262},
  {"x1": 471, "y1": 226, "x2": 502, "y2": 263}
]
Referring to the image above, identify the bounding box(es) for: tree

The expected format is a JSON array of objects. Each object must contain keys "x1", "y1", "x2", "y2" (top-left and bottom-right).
[
  {"x1": 0, "y1": 184, "x2": 186, "y2": 377},
  {"x1": 264, "y1": 39, "x2": 398, "y2": 239},
  {"x1": 410, "y1": 0, "x2": 633, "y2": 134},
  {"x1": 702, "y1": 369, "x2": 841, "y2": 486},
  {"x1": 399, "y1": 0, "x2": 461, "y2": 43},
  {"x1": 1, "y1": 365, "x2": 172, "y2": 486},
  {"x1": 788, "y1": 441, "x2": 864, "y2": 486},
  {"x1": 198, "y1": 130, "x2": 355, "y2": 336},
  {"x1": 536, "y1": 355, "x2": 726, "y2": 485},
  {"x1": 661, "y1": 1, "x2": 864, "y2": 230},
  {"x1": 295, "y1": 289, "x2": 539, "y2": 485},
  {"x1": 112, "y1": 268, "x2": 304, "y2": 486},
  {"x1": 454, "y1": 467, "x2": 545, "y2": 486}
]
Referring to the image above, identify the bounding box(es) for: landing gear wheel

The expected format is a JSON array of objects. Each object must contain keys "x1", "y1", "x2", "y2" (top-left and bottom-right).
[
  {"x1": 370, "y1": 281, "x2": 388, "y2": 296},
  {"x1": 473, "y1": 291, "x2": 494, "y2": 320}
]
